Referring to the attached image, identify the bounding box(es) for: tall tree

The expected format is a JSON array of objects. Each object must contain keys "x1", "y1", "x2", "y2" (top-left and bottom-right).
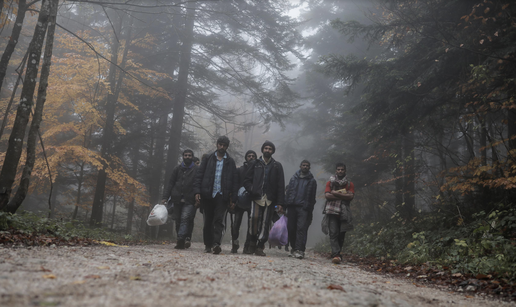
[{"x1": 0, "y1": 0, "x2": 52, "y2": 211}]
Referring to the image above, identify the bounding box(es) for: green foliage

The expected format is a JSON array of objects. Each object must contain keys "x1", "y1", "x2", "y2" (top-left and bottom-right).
[
  {"x1": 0, "y1": 211, "x2": 136, "y2": 243},
  {"x1": 342, "y1": 205, "x2": 516, "y2": 278}
]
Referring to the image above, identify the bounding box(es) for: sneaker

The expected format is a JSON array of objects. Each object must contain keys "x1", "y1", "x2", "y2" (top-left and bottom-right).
[
  {"x1": 204, "y1": 247, "x2": 212, "y2": 253},
  {"x1": 213, "y1": 245, "x2": 222, "y2": 255},
  {"x1": 288, "y1": 250, "x2": 295, "y2": 257},
  {"x1": 184, "y1": 239, "x2": 191, "y2": 249},
  {"x1": 332, "y1": 256, "x2": 342, "y2": 264},
  {"x1": 174, "y1": 239, "x2": 185, "y2": 249},
  {"x1": 294, "y1": 251, "x2": 304, "y2": 259},
  {"x1": 254, "y1": 248, "x2": 266, "y2": 257}
]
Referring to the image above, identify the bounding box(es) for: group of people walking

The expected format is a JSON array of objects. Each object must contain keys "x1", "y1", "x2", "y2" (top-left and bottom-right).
[{"x1": 161, "y1": 136, "x2": 355, "y2": 264}]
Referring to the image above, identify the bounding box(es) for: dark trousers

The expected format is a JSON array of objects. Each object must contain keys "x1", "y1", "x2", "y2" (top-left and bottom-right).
[
  {"x1": 249, "y1": 202, "x2": 274, "y2": 249},
  {"x1": 174, "y1": 202, "x2": 196, "y2": 241},
  {"x1": 201, "y1": 194, "x2": 227, "y2": 248},
  {"x1": 328, "y1": 214, "x2": 346, "y2": 258},
  {"x1": 287, "y1": 206, "x2": 310, "y2": 252},
  {"x1": 230, "y1": 206, "x2": 250, "y2": 246}
]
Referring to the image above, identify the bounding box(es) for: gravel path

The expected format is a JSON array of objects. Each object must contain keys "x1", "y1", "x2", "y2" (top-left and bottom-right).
[{"x1": 0, "y1": 243, "x2": 513, "y2": 307}]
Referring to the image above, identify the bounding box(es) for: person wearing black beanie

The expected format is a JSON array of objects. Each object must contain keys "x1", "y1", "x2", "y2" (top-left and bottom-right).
[{"x1": 242, "y1": 141, "x2": 285, "y2": 256}]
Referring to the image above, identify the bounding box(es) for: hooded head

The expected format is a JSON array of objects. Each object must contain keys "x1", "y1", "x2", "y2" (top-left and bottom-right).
[
  {"x1": 261, "y1": 140, "x2": 275, "y2": 154},
  {"x1": 244, "y1": 150, "x2": 257, "y2": 162}
]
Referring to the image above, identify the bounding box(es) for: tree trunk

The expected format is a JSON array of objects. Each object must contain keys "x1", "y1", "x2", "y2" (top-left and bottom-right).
[
  {"x1": 403, "y1": 129, "x2": 416, "y2": 220},
  {"x1": 90, "y1": 17, "x2": 132, "y2": 226},
  {"x1": 126, "y1": 113, "x2": 142, "y2": 233},
  {"x1": 0, "y1": 0, "x2": 51, "y2": 211},
  {"x1": 5, "y1": 0, "x2": 59, "y2": 214},
  {"x1": 164, "y1": 1, "x2": 196, "y2": 181},
  {"x1": 72, "y1": 162, "x2": 85, "y2": 220},
  {"x1": 0, "y1": 0, "x2": 27, "y2": 94},
  {"x1": 508, "y1": 109, "x2": 516, "y2": 153},
  {"x1": 0, "y1": 52, "x2": 28, "y2": 141},
  {"x1": 111, "y1": 194, "x2": 117, "y2": 229},
  {"x1": 149, "y1": 113, "x2": 168, "y2": 204}
]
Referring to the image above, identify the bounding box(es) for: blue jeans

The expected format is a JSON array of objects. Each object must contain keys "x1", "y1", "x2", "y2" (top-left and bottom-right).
[{"x1": 174, "y1": 202, "x2": 196, "y2": 241}]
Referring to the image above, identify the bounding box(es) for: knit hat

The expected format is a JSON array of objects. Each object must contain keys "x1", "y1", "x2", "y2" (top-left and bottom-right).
[{"x1": 261, "y1": 140, "x2": 275, "y2": 154}]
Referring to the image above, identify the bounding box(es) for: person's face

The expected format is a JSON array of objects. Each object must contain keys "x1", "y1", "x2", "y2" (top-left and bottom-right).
[
  {"x1": 300, "y1": 162, "x2": 310, "y2": 174},
  {"x1": 336, "y1": 166, "x2": 346, "y2": 178},
  {"x1": 217, "y1": 142, "x2": 228, "y2": 154},
  {"x1": 183, "y1": 152, "x2": 193, "y2": 165},
  {"x1": 246, "y1": 152, "x2": 256, "y2": 162},
  {"x1": 262, "y1": 145, "x2": 274, "y2": 158}
]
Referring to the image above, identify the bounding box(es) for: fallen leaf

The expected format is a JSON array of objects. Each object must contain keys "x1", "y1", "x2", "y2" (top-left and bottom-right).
[
  {"x1": 177, "y1": 278, "x2": 188, "y2": 281},
  {"x1": 42, "y1": 274, "x2": 56, "y2": 279},
  {"x1": 129, "y1": 276, "x2": 141, "y2": 280},
  {"x1": 97, "y1": 266, "x2": 110, "y2": 270},
  {"x1": 327, "y1": 284, "x2": 346, "y2": 292},
  {"x1": 206, "y1": 277, "x2": 215, "y2": 282},
  {"x1": 85, "y1": 275, "x2": 101, "y2": 279}
]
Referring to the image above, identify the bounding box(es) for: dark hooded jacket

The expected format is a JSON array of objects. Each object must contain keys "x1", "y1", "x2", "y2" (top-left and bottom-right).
[
  {"x1": 162, "y1": 162, "x2": 198, "y2": 205},
  {"x1": 285, "y1": 170, "x2": 317, "y2": 212},
  {"x1": 243, "y1": 157, "x2": 285, "y2": 206},
  {"x1": 193, "y1": 151, "x2": 238, "y2": 203}
]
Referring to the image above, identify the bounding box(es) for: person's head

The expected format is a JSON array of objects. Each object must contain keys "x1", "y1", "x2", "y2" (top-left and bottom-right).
[
  {"x1": 216, "y1": 136, "x2": 230, "y2": 155},
  {"x1": 245, "y1": 150, "x2": 257, "y2": 162},
  {"x1": 335, "y1": 163, "x2": 346, "y2": 178},
  {"x1": 300, "y1": 160, "x2": 311, "y2": 174},
  {"x1": 261, "y1": 140, "x2": 275, "y2": 159},
  {"x1": 182, "y1": 149, "x2": 194, "y2": 165},
  {"x1": 193, "y1": 156, "x2": 200, "y2": 166}
]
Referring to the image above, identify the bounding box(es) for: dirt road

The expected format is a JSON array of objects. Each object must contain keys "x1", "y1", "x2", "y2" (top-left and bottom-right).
[{"x1": 0, "y1": 243, "x2": 513, "y2": 306}]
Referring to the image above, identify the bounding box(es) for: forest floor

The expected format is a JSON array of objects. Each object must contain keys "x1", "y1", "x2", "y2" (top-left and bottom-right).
[{"x1": 1, "y1": 237, "x2": 515, "y2": 307}]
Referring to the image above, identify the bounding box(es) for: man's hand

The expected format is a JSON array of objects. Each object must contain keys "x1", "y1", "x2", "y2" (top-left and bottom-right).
[
  {"x1": 195, "y1": 194, "x2": 201, "y2": 208},
  {"x1": 161, "y1": 199, "x2": 167, "y2": 205}
]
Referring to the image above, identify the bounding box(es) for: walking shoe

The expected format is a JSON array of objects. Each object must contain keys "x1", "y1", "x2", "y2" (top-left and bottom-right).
[
  {"x1": 248, "y1": 242, "x2": 257, "y2": 254},
  {"x1": 184, "y1": 238, "x2": 191, "y2": 249},
  {"x1": 288, "y1": 249, "x2": 295, "y2": 257},
  {"x1": 294, "y1": 251, "x2": 304, "y2": 259},
  {"x1": 332, "y1": 256, "x2": 342, "y2": 264},
  {"x1": 254, "y1": 248, "x2": 266, "y2": 257},
  {"x1": 174, "y1": 239, "x2": 185, "y2": 249},
  {"x1": 231, "y1": 240, "x2": 239, "y2": 254},
  {"x1": 204, "y1": 246, "x2": 212, "y2": 253},
  {"x1": 213, "y1": 245, "x2": 222, "y2": 255},
  {"x1": 242, "y1": 246, "x2": 252, "y2": 254}
]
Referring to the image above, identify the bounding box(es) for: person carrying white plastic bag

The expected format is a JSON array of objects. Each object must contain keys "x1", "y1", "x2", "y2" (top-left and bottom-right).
[{"x1": 147, "y1": 204, "x2": 168, "y2": 226}]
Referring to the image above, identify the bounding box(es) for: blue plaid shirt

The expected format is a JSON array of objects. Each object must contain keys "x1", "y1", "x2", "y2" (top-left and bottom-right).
[{"x1": 212, "y1": 151, "x2": 227, "y2": 198}]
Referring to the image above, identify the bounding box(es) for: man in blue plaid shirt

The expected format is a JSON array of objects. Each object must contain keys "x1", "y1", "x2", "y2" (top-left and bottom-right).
[{"x1": 193, "y1": 136, "x2": 238, "y2": 254}]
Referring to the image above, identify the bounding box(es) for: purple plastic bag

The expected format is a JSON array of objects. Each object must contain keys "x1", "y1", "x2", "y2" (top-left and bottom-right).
[{"x1": 269, "y1": 215, "x2": 288, "y2": 247}]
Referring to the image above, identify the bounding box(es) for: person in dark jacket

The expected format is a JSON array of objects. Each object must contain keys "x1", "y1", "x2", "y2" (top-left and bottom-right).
[
  {"x1": 230, "y1": 150, "x2": 257, "y2": 254},
  {"x1": 162, "y1": 149, "x2": 198, "y2": 249},
  {"x1": 285, "y1": 160, "x2": 317, "y2": 259},
  {"x1": 243, "y1": 140, "x2": 285, "y2": 256},
  {"x1": 193, "y1": 136, "x2": 238, "y2": 254}
]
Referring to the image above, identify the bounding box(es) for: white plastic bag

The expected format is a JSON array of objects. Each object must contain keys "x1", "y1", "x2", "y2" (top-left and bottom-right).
[{"x1": 146, "y1": 204, "x2": 168, "y2": 226}]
